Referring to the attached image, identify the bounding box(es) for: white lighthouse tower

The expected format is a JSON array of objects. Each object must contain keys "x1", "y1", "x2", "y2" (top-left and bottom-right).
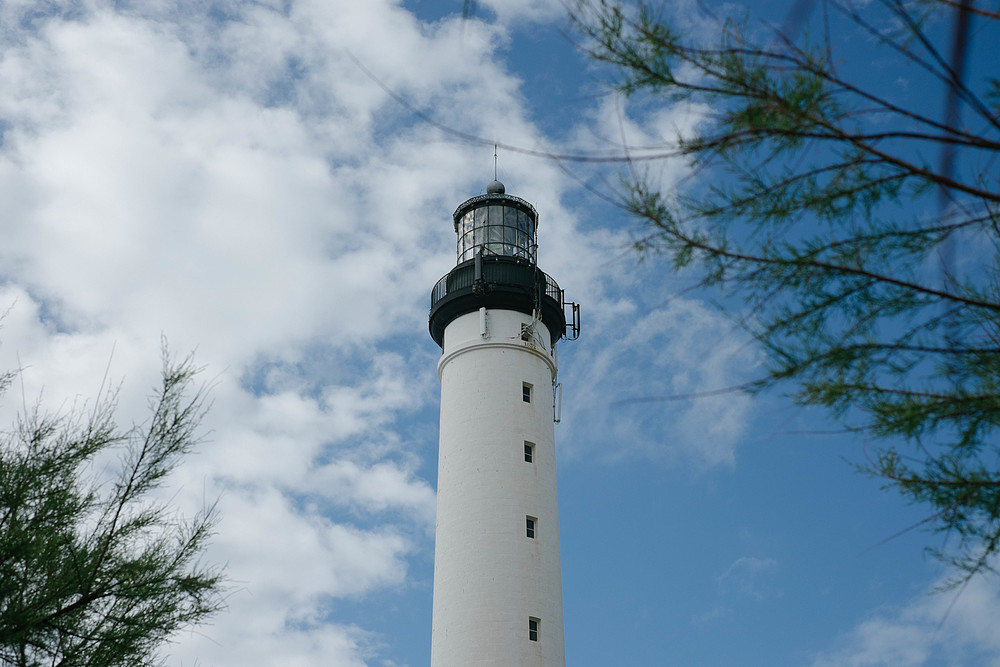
[{"x1": 428, "y1": 181, "x2": 580, "y2": 666}]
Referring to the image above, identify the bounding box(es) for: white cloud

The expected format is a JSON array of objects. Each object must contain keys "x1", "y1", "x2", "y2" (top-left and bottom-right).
[
  {"x1": 307, "y1": 459, "x2": 436, "y2": 524},
  {"x1": 474, "y1": 0, "x2": 566, "y2": 24},
  {"x1": 566, "y1": 92, "x2": 712, "y2": 191},
  {"x1": 715, "y1": 556, "x2": 780, "y2": 601},
  {"x1": 561, "y1": 293, "x2": 759, "y2": 467},
  {"x1": 813, "y1": 575, "x2": 1000, "y2": 667}
]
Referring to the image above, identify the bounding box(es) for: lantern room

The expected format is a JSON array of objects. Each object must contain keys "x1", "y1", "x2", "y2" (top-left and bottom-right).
[
  {"x1": 454, "y1": 179, "x2": 537, "y2": 264},
  {"x1": 429, "y1": 181, "x2": 580, "y2": 349}
]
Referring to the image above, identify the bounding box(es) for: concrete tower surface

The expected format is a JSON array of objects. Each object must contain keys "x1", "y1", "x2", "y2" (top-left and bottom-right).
[{"x1": 428, "y1": 181, "x2": 580, "y2": 666}]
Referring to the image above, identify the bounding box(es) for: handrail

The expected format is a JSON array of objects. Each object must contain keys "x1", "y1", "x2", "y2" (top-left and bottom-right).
[{"x1": 429, "y1": 258, "x2": 561, "y2": 309}]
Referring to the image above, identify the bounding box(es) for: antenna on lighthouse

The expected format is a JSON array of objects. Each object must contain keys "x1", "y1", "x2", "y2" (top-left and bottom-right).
[{"x1": 493, "y1": 143, "x2": 498, "y2": 181}]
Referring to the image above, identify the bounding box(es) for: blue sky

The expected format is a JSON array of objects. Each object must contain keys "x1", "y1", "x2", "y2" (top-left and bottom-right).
[{"x1": 1, "y1": 0, "x2": 999, "y2": 665}]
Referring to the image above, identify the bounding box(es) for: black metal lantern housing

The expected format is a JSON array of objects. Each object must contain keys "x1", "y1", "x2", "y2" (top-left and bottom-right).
[{"x1": 428, "y1": 181, "x2": 579, "y2": 348}]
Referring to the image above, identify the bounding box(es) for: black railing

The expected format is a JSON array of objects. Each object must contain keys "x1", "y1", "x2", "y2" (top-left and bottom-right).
[
  {"x1": 429, "y1": 258, "x2": 562, "y2": 310},
  {"x1": 542, "y1": 273, "x2": 562, "y2": 304},
  {"x1": 428, "y1": 256, "x2": 570, "y2": 347}
]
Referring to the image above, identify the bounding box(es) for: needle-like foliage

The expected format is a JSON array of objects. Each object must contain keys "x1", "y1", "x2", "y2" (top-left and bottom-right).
[
  {"x1": 0, "y1": 350, "x2": 224, "y2": 666},
  {"x1": 568, "y1": 0, "x2": 1000, "y2": 587}
]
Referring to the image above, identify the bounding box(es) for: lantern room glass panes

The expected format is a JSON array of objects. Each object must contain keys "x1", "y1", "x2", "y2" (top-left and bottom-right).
[{"x1": 457, "y1": 202, "x2": 536, "y2": 263}]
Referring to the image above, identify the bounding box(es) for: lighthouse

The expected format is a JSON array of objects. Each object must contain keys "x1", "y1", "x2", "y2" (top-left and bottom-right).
[{"x1": 428, "y1": 181, "x2": 580, "y2": 666}]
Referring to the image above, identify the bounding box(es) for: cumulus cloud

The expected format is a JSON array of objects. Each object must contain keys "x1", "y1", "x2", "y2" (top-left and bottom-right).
[{"x1": 0, "y1": 1, "x2": 522, "y2": 663}]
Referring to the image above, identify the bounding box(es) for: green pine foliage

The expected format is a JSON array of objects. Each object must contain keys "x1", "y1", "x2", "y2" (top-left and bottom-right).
[
  {"x1": 0, "y1": 350, "x2": 224, "y2": 666},
  {"x1": 569, "y1": 0, "x2": 1000, "y2": 587}
]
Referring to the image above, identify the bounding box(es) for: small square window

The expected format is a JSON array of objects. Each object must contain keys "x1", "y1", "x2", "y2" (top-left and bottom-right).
[
  {"x1": 522, "y1": 382, "x2": 532, "y2": 403},
  {"x1": 529, "y1": 617, "x2": 539, "y2": 642},
  {"x1": 526, "y1": 516, "x2": 536, "y2": 539},
  {"x1": 524, "y1": 442, "x2": 534, "y2": 463}
]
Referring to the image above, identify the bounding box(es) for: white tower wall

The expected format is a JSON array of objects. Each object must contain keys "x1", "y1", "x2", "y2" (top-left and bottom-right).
[{"x1": 431, "y1": 308, "x2": 565, "y2": 666}]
